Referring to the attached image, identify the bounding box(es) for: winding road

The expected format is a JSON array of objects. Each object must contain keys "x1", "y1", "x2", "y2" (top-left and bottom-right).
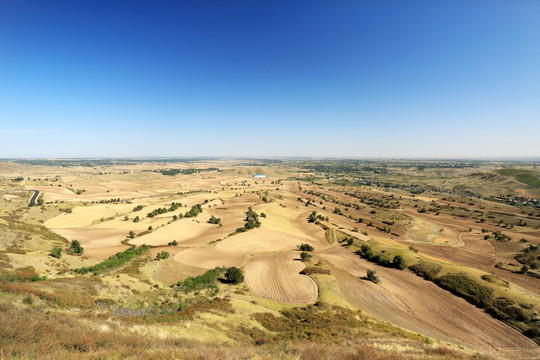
[{"x1": 28, "y1": 189, "x2": 40, "y2": 205}]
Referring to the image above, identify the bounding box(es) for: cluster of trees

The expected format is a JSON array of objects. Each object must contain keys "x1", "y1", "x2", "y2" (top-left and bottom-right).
[
  {"x1": 76, "y1": 245, "x2": 149, "y2": 275},
  {"x1": 515, "y1": 244, "x2": 539, "y2": 270},
  {"x1": 172, "y1": 266, "x2": 244, "y2": 294},
  {"x1": 147, "y1": 202, "x2": 183, "y2": 218},
  {"x1": 308, "y1": 211, "x2": 326, "y2": 223},
  {"x1": 355, "y1": 244, "x2": 406, "y2": 270},
  {"x1": 492, "y1": 231, "x2": 511, "y2": 242},
  {"x1": 156, "y1": 251, "x2": 170, "y2": 260},
  {"x1": 236, "y1": 207, "x2": 261, "y2": 233},
  {"x1": 97, "y1": 198, "x2": 121, "y2": 204},
  {"x1": 224, "y1": 267, "x2": 244, "y2": 284},
  {"x1": 184, "y1": 204, "x2": 203, "y2": 218},
  {"x1": 69, "y1": 240, "x2": 84, "y2": 255},
  {"x1": 168, "y1": 240, "x2": 178, "y2": 246},
  {"x1": 133, "y1": 205, "x2": 143, "y2": 212},
  {"x1": 298, "y1": 243, "x2": 314, "y2": 262},
  {"x1": 208, "y1": 215, "x2": 221, "y2": 225},
  {"x1": 49, "y1": 241, "x2": 84, "y2": 258},
  {"x1": 298, "y1": 243, "x2": 314, "y2": 251},
  {"x1": 173, "y1": 267, "x2": 225, "y2": 294},
  {"x1": 157, "y1": 168, "x2": 219, "y2": 176}
]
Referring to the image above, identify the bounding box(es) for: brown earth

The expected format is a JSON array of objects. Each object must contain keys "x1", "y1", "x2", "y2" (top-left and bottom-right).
[
  {"x1": 316, "y1": 245, "x2": 539, "y2": 359},
  {"x1": 244, "y1": 251, "x2": 318, "y2": 304}
]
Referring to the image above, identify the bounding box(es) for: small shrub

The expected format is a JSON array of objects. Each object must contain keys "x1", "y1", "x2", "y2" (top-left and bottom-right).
[
  {"x1": 366, "y1": 270, "x2": 380, "y2": 284},
  {"x1": 408, "y1": 261, "x2": 441, "y2": 280},
  {"x1": 50, "y1": 247, "x2": 62, "y2": 259}
]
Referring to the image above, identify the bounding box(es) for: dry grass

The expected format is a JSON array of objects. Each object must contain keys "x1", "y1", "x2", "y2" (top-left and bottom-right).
[{"x1": 0, "y1": 298, "x2": 487, "y2": 360}]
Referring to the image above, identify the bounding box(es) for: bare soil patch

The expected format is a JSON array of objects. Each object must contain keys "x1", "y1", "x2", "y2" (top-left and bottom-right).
[{"x1": 245, "y1": 251, "x2": 318, "y2": 304}]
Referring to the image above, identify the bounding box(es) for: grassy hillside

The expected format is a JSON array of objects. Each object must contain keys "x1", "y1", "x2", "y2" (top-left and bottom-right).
[{"x1": 496, "y1": 168, "x2": 540, "y2": 188}]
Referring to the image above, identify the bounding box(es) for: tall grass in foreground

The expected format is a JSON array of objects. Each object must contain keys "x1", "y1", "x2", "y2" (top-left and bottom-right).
[{"x1": 0, "y1": 299, "x2": 489, "y2": 360}]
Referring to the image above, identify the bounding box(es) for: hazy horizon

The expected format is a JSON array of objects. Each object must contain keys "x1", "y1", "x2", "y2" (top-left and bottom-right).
[{"x1": 1, "y1": 1, "x2": 539, "y2": 158}]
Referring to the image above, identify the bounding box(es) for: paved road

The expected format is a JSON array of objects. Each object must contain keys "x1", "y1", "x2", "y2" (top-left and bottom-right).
[
  {"x1": 0, "y1": 189, "x2": 40, "y2": 206},
  {"x1": 29, "y1": 190, "x2": 40, "y2": 206}
]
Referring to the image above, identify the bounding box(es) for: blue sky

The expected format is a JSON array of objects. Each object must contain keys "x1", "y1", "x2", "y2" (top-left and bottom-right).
[{"x1": 1, "y1": 1, "x2": 539, "y2": 158}]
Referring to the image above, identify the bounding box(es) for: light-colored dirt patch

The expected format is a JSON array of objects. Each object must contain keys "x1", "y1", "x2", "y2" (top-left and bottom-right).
[
  {"x1": 84, "y1": 245, "x2": 129, "y2": 261},
  {"x1": 141, "y1": 256, "x2": 208, "y2": 285},
  {"x1": 51, "y1": 227, "x2": 128, "y2": 256},
  {"x1": 258, "y1": 203, "x2": 316, "y2": 241},
  {"x1": 215, "y1": 228, "x2": 306, "y2": 253},
  {"x1": 133, "y1": 203, "x2": 249, "y2": 247},
  {"x1": 245, "y1": 251, "x2": 318, "y2": 304},
  {"x1": 174, "y1": 228, "x2": 309, "y2": 269},
  {"x1": 44, "y1": 203, "x2": 135, "y2": 228},
  {"x1": 174, "y1": 247, "x2": 247, "y2": 269},
  {"x1": 405, "y1": 217, "x2": 463, "y2": 246},
  {"x1": 131, "y1": 219, "x2": 215, "y2": 246}
]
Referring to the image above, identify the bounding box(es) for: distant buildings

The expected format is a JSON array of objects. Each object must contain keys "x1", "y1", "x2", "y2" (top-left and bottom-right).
[{"x1": 252, "y1": 174, "x2": 266, "y2": 178}]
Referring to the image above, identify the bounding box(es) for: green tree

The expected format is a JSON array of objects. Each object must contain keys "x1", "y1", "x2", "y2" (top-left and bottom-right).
[
  {"x1": 298, "y1": 243, "x2": 314, "y2": 252},
  {"x1": 50, "y1": 247, "x2": 62, "y2": 259},
  {"x1": 69, "y1": 240, "x2": 84, "y2": 255},
  {"x1": 366, "y1": 269, "x2": 380, "y2": 284},
  {"x1": 156, "y1": 251, "x2": 170, "y2": 260},
  {"x1": 392, "y1": 255, "x2": 406, "y2": 270},
  {"x1": 224, "y1": 267, "x2": 244, "y2": 284},
  {"x1": 208, "y1": 215, "x2": 221, "y2": 225},
  {"x1": 300, "y1": 252, "x2": 312, "y2": 262}
]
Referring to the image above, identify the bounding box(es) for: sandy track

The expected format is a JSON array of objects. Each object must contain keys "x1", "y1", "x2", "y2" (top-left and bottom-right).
[
  {"x1": 317, "y1": 246, "x2": 539, "y2": 359},
  {"x1": 245, "y1": 252, "x2": 318, "y2": 304}
]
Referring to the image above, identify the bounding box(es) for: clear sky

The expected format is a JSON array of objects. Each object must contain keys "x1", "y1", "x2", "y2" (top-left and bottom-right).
[{"x1": 1, "y1": 1, "x2": 539, "y2": 158}]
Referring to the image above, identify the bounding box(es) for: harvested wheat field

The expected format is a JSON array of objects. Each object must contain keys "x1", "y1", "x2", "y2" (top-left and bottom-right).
[
  {"x1": 245, "y1": 251, "x2": 318, "y2": 304},
  {"x1": 174, "y1": 247, "x2": 247, "y2": 269}
]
